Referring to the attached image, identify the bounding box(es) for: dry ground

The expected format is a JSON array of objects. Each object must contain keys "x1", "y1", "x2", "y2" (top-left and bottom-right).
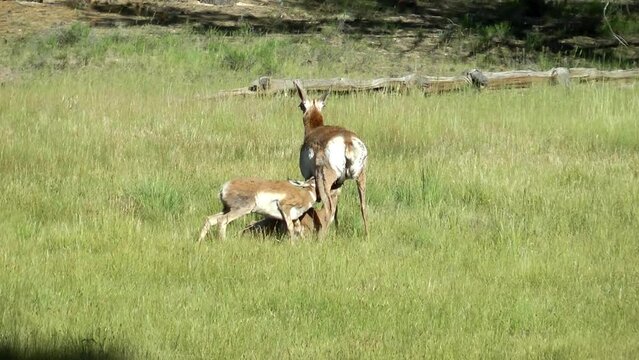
[
  {"x1": 1, "y1": 0, "x2": 637, "y2": 85},
  {"x1": 0, "y1": 0, "x2": 453, "y2": 83}
]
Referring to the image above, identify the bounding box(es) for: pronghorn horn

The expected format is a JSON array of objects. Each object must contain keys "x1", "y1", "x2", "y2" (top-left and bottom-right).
[
  {"x1": 319, "y1": 88, "x2": 330, "y2": 103},
  {"x1": 293, "y1": 80, "x2": 308, "y2": 101}
]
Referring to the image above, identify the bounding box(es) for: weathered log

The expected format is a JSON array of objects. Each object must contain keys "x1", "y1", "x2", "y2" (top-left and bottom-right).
[
  {"x1": 208, "y1": 67, "x2": 639, "y2": 98},
  {"x1": 568, "y1": 67, "x2": 639, "y2": 82},
  {"x1": 560, "y1": 36, "x2": 639, "y2": 49}
]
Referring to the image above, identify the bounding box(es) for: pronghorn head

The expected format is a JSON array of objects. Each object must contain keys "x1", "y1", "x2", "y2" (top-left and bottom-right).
[
  {"x1": 293, "y1": 80, "x2": 329, "y2": 131},
  {"x1": 288, "y1": 176, "x2": 318, "y2": 201}
]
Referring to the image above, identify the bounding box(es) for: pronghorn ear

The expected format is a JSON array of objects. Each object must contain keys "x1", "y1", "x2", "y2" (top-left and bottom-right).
[
  {"x1": 288, "y1": 179, "x2": 305, "y2": 187},
  {"x1": 293, "y1": 80, "x2": 307, "y2": 102},
  {"x1": 289, "y1": 178, "x2": 315, "y2": 187}
]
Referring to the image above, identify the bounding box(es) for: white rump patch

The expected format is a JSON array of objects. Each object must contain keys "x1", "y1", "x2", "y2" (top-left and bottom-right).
[
  {"x1": 301, "y1": 135, "x2": 367, "y2": 185},
  {"x1": 346, "y1": 137, "x2": 368, "y2": 179},
  {"x1": 325, "y1": 136, "x2": 347, "y2": 181}
]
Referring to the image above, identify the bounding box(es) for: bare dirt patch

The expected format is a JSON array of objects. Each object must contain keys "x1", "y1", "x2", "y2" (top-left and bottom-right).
[
  {"x1": 1, "y1": 1, "x2": 81, "y2": 37},
  {"x1": 1, "y1": 0, "x2": 637, "y2": 69},
  {"x1": 1, "y1": 0, "x2": 311, "y2": 37}
]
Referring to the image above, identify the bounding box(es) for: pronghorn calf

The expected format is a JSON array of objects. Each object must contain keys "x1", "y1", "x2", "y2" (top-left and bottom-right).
[
  {"x1": 198, "y1": 178, "x2": 317, "y2": 241},
  {"x1": 242, "y1": 206, "x2": 327, "y2": 238},
  {"x1": 293, "y1": 80, "x2": 368, "y2": 236}
]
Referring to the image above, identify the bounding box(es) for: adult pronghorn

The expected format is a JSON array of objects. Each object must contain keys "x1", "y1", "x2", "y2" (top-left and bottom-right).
[{"x1": 293, "y1": 80, "x2": 369, "y2": 237}]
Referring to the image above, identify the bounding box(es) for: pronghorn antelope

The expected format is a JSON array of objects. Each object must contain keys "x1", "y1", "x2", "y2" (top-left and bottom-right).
[
  {"x1": 293, "y1": 80, "x2": 368, "y2": 236},
  {"x1": 242, "y1": 206, "x2": 327, "y2": 238},
  {"x1": 198, "y1": 177, "x2": 317, "y2": 241}
]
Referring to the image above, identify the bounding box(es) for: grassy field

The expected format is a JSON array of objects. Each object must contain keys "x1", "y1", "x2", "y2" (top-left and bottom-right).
[{"x1": 1, "y1": 24, "x2": 639, "y2": 359}]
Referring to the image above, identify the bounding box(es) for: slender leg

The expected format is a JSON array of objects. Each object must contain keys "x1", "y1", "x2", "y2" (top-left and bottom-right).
[
  {"x1": 198, "y1": 212, "x2": 225, "y2": 242},
  {"x1": 315, "y1": 166, "x2": 339, "y2": 238},
  {"x1": 242, "y1": 218, "x2": 278, "y2": 237},
  {"x1": 218, "y1": 207, "x2": 252, "y2": 240},
  {"x1": 276, "y1": 201, "x2": 296, "y2": 240},
  {"x1": 330, "y1": 188, "x2": 341, "y2": 229},
  {"x1": 242, "y1": 219, "x2": 262, "y2": 234},
  {"x1": 311, "y1": 208, "x2": 325, "y2": 234},
  {"x1": 314, "y1": 167, "x2": 329, "y2": 238},
  {"x1": 355, "y1": 170, "x2": 369, "y2": 237},
  {"x1": 324, "y1": 173, "x2": 340, "y2": 227},
  {"x1": 293, "y1": 219, "x2": 303, "y2": 238}
]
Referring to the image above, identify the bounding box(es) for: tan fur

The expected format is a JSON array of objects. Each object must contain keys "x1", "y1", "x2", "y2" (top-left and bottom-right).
[
  {"x1": 198, "y1": 178, "x2": 316, "y2": 241},
  {"x1": 222, "y1": 179, "x2": 313, "y2": 210},
  {"x1": 304, "y1": 105, "x2": 325, "y2": 132},
  {"x1": 293, "y1": 80, "x2": 369, "y2": 238},
  {"x1": 303, "y1": 125, "x2": 359, "y2": 149}
]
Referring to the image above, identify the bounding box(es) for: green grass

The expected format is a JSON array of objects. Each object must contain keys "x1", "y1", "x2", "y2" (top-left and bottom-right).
[
  {"x1": 4, "y1": 23, "x2": 450, "y2": 87},
  {"x1": 1, "y1": 25, "x2": 639, "y2": 358}
]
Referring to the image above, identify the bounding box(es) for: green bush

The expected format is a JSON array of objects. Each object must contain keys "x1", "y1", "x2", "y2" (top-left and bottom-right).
[
  {"x1": 219, "y1": 39, "x2": 282, "y2": 75},
  {"x1": 52, "y1": 22, "x2": 91, "y2": 47},
  {"x1": 482, "y1": 22, "x2": 511, "y2": 42}
]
